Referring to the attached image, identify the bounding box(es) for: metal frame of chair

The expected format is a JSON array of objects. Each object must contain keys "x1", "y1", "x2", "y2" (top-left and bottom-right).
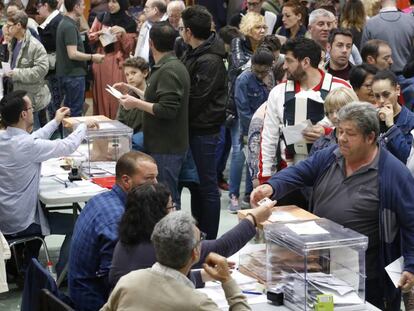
[
  {"x1": 40, "y1": 288, "x2": 74, "y2": 311},
  {"x1": 8, "y1": 236, "x2": 51, "y2": 273}
]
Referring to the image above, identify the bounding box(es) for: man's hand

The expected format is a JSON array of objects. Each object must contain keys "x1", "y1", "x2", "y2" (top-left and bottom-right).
[
  {"x1": 4, "y1": 70, "x2": 14, "y2": 78},
  {"x1": 119, "y1": 94, "x2": 140, "y2": 110},
  {"x1": 92, "y1": 53, "x2": 105, "y2": 63},
  {"x1": 248, "y1": 199, "x2": 276, "y2": 224},
  {"x1": 250, "y1": 184, "x2": 274, "y2": 207},
  {"x1": 54, "y1": 107, "x2": 71, "y2": 123},
  {"x1": 202, "y1": 253, "x2": 234, "y2": 283},
  {"x1": 399, "y1": 271, "x2": 414, "y2": 293},
  {"x1": 84, "y1": 119, "x2": 99, "y2": 129},
  {"x1": 378, "y1": 104, "x2": 394, "y2": 128},
  {"x1": 302, "y1": 124, "x2": 324, "y2": 143}
]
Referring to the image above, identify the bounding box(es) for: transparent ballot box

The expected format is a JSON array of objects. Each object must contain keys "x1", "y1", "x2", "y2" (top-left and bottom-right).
[
  {"x1": 264, "y1": 218, "x2": 368, "y2": 311},
  {"x1": 65, "y1": 118, "x2": 133, "y2": 176}
]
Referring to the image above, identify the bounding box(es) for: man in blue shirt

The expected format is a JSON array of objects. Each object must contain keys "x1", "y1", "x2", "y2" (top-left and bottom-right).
[
  {"x1": 68, "y1": 151, "x2": 158, "y2": 311},
  {"x1": 0, "y1": 90, "x2": 96, "y2": 280}
]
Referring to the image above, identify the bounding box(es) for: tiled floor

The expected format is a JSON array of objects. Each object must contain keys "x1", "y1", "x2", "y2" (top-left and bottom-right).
[{"x1": 0, "y1": 187, "x2": 242, "y2": 310}]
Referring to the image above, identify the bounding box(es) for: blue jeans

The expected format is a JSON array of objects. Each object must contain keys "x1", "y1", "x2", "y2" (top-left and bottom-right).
[
  {"x1": 215, "y1": 125, "x2": 231, "y2": 181},
  {"x1": 4, "y1": 211, "x2": 73, "y2": 277},
  {"x1": 47, "y1": 74, "x2": 64, "y2": 119},
  {"x1": 228, "y1": 119, "x2": 253, "y2": 198},
  {"x1": 189, "y1": 134, "x2": 221, "y2": 239},
  {"x1": 397, "y1": 74, "x2": 414, "y2": 111},
  {"x1": 60, "y1": 76, "x2": 85, "y2": 117},
  {"x1": 151, "y1": 153, "x2": 186, "y2": 208}
]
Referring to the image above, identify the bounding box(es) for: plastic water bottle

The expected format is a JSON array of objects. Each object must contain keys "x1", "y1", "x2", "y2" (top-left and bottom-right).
[{"x1": 46, "y1": 261, "x2": 57, "y2": 281}]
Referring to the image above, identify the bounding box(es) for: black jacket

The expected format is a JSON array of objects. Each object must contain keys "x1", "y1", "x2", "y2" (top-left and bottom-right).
[
  {"x1": 37, "y1": 12, "x2": 63, "y2": 53},
  {"x1": 182, "y1": 33, "x2": 227, "y2": 135}
]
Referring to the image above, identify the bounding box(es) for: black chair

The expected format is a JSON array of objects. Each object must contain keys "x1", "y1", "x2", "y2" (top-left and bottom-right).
[
  {"x1": 21, "y1": 258, "x2": 73, "y2": 311},
  {"x1": 40, "y1": 289, "x2": 74, "y2": 311}
]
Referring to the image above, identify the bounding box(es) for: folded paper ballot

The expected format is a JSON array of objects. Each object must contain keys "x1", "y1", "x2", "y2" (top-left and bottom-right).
[
  {"x1": 385, "y1": 256, "x2": 404, "y2": 288},
  {"x1": 282, "y1": 119, "x2": 313, "y2": 145},
  {"x1": 105, "y1": 84, "x2": 123, "y2": 99},
  {"x1": 285, "y1": 221, "x2": 330, "y2": 235}
]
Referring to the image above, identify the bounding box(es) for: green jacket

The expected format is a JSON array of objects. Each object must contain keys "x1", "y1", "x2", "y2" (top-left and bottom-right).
[{"x1": 143, "y1": 53, "x2": 190, "y2": 154}]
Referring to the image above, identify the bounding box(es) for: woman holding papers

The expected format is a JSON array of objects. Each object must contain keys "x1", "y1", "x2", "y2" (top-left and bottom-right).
[
  {"x1": 88, "y1": 0, "x2": 137, "y2": 119},
  {"x1": 108, "y1": 183, "x2": 275, "y2": 289}
]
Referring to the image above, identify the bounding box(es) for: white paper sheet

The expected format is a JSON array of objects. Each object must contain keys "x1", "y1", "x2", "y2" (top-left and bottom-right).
[
  {"x1": 282, "y1": 119, "x2": 312, "y2": 145},
  {"x1": 268, "y1": 211, "x2": 298, "y2": 222},
  {"x1": 285, "y1": 221, "x2": 329, "y2": 235},
  {"x1": 105, "y1": 84, "x2": 123, "y2": 99},
  {"x1": 1, "y1": 62, "x2": 11, "y2": 74},
  {"x1": 385, "y1": 256, "x2": 404, "y2": 288}
]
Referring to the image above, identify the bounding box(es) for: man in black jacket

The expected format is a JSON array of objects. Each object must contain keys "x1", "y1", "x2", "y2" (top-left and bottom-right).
[{"x1": 181, "y1": 5, "x2": 227, "y2": 239}]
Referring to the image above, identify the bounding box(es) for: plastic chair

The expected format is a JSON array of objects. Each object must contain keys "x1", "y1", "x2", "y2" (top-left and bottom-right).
[{"x1": 40, "y1": 289, "x2": 74, "y2": 311}]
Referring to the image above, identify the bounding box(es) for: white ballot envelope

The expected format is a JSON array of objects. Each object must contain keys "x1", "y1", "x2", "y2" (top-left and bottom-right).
[
  {"x1": 105, "y1": 84, "x2": 123, "y2": 99},
  {"x1": 385, "y1": 256, "x2": 404, "y2": 288},
  {"x1": 1, "y1": 62, "x2": 11, "y2": 74}
]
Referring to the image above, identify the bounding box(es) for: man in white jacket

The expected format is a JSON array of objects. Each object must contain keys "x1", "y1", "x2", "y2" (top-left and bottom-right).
[{"x1": 258, "y1": 37, "x2": 351, "y2": 184}]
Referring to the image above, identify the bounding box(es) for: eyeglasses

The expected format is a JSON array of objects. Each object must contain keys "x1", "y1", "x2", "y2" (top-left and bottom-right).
[
  {"x1": 5, "y1": 23, "x2": 16, "y2": 29},
  {"x1": 24, "y1": 106, "x2": 33, "y2": 111}
]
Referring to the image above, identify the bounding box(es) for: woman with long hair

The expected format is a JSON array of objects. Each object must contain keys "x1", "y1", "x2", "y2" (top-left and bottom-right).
[
  {"x1": 340, "y1": 0, "x2": 366, "y2": 50},
  {"x1": 109, "y1": 183, "x2": 273, "y2": 288}
]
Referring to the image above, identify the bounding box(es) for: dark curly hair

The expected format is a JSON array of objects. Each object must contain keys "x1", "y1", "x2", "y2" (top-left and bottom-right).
[{"x1": 118, "y1": 183, "x2": 171, "y2": 245}]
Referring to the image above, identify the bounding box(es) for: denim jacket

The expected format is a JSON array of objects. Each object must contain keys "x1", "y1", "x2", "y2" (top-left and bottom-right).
[{"x1": 235, "y1": 69, "x2": 269, "y2": 136}]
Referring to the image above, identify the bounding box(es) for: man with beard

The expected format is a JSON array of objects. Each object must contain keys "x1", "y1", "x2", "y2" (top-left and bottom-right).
[{"x1": 258, "y1": 37, "x2": 351, "y2": 183}]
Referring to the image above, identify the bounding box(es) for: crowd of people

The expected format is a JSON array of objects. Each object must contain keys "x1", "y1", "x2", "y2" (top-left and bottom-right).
[{"x1": 2, "y1": 0, "x2": 414, "y2": 310}]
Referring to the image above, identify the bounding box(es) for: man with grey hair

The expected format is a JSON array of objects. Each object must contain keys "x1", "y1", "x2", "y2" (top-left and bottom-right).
[
  {"x1": 308, "y1": 8, "x2": 361, "y2": 65},
  {"x1": 167, "y1": 0, "x2": 185, "y2": 30},
  {"x1": 101, "y1": 211, "x2": 250, "y2": 310},
  {"x1": 134, "y1": 0, "x2": 168, "y2": 63},
  {"x1": 252, "y1": 102, "x2": 414, "y2": 310}
]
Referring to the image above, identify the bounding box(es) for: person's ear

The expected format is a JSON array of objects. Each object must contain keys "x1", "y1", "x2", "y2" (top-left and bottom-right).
[
  {"x1": 120, "y1": 174, "x2": 132, "y2": 190},
  {"x1": 396, "y1": 84, "x2": 401, "y2": 97},
  {"x1": 143, "y1": 70, "x2": 149, "y2": 78},
  {"x1": 326, "y1": 43, "x2": 332, "y2": 53},
  {"x1": 366, "y1": 55, "x2": 375, "y2": 65}
]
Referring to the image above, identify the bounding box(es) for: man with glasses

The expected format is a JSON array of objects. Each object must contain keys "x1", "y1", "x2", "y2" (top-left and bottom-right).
[
  {"x1": 372, "y1": 70, "x2": 414, "y2": 164},
  {"x1": 101, "y1": 211, "x2": 250, "y2": 311},
  {"x1": 3, "y1": 11, "x2": 49, "y2": 130},
  {"x1": 134, "y1": 0, "x2": 168, "y2": 64},
  {"x1": 0, "y1": 90, "x2": 96, "y2": 286},
  {"x1": 56, "y1": 0, "x2": 104, "y2": 117}
]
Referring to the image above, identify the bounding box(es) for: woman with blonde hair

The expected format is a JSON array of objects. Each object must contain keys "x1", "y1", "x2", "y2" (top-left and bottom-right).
[
  {"x1": 340, "y1": 0, "x2": 366, "y2": 50},
  {"x1": 310, "y1": 87, "x2": 359, "y2": 155}
]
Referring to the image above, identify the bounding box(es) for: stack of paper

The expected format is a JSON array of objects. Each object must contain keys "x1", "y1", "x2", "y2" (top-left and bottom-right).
[{"x1": 281, "y1": 272, "x2": 365, "y2": 310}]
